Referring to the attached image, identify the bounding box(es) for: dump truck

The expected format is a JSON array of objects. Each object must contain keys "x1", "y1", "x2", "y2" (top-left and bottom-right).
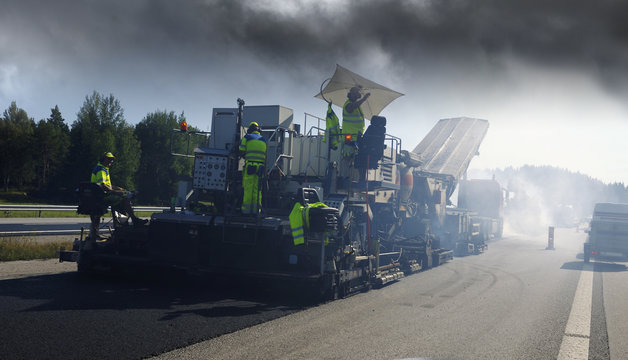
[
  {"x1": 453, "y1": 178, "x2": 504, "y2": 254},
  {"x1": 584, "y1": 202, "x2": 628, "y2": 263}
]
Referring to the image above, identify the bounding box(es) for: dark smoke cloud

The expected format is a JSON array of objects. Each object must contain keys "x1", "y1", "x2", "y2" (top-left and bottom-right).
[
  {"x1": 2, "y1": 0, "x2": 628, "y2": 125},
  {"x1": 4, "y1": 0, "x2": 628, "y2": 78},
  {"x1": 191, "y1": 0, "x2": 628, "y2": 86},
  {"x1": 3, "y1": 0, "x2": 627, "y2": 184}
]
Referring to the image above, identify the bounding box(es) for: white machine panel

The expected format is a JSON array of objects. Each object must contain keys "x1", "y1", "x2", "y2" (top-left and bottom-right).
[
  {"x1": 290, "y1": 136, "x2": 329, "y2": 177},
  {"x1": 193, "y1": 151, "x2": 229, "y2": 190},
  {"x1": 210, "y1": 105, "x2": 294, "y2": 151}
]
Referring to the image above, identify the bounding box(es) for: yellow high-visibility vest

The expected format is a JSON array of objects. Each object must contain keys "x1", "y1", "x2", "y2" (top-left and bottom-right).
[
  {"x1": 91, "y1": 162, "x2": 111, "y2": 188},
  {"x1": 342, "y1": 99, "x2": 365, "y2": 137},
  {"x1": 323, "y1": 103, "x2": 340, "y2": 149},
  {"x1": 289, "y1": 203, "x2": 306, "y2": 245},
  {"x1": 290, "y1": 202, "x2": 330, "y2": 246},
  {"x1": 239, "y1": 131, "x2": 267, "y2": 164}
]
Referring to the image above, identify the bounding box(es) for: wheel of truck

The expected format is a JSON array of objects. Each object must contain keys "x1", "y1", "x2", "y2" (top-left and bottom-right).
[
  {"x1": 496, "y1": 220, "x2": 504, "y2": 239},
  {"x1": 361, "y1": 282, "x2": 372, "y2": 293},
  {"x1": 583, "y1": 244, "x2": 591, "y2": 263},
  {"x1": 420, "y1": 252, "x2": 433, "y2": 269},
  {"x1": 321, "y1": 275, "x2": 340, "y2": 301},
  {"x1": 324, "y1": 284, "x2": 339, "y2": 301}
]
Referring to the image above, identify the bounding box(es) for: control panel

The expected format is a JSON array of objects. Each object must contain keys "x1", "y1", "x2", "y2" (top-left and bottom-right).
[{"x1": 193, "y1": 150, "x2": 229, "y2": 190}]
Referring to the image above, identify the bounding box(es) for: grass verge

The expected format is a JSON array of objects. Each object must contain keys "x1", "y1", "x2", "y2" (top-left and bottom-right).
[{"x1": 0, "y1": 238, "x2": 74, "y2": 261}]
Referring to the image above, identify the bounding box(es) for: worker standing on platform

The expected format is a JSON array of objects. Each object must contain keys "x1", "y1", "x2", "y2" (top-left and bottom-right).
[
  {"x1": 239, "y1": 122, "x2": 267, "y2": 215},
  {"x1": 342, "y1": 86, "x2": 370, "y2": 156},
  {"x1": 324, "y1": 102, "x2": 340, "y2": 150}
]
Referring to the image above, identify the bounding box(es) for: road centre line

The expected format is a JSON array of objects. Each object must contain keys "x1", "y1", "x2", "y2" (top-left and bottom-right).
[{"x1": 557, "y1": 263, "x2": 594, "y2": 360}]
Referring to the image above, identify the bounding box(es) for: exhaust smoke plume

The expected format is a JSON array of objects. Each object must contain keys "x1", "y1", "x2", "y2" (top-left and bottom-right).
[{"x1": 469, "y1": 166, "x2": 627, "y2": 236}]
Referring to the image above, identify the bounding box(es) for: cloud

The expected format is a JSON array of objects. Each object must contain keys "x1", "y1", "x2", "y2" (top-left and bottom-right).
[
  {"x1": 0, "y1": 65, "x2": 19, "y2": 97},
  {"x1": 5, "y1": 0, "x2": 628, "y2": 75},
  {"x1": 4, "y1": 0, "x2": 628, "y2": 117},
  {"x1": 2, "y1": 0, "x2": 628, "y2": 182}
]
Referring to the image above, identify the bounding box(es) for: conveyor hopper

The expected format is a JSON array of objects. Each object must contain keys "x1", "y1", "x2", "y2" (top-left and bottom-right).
[{"x1": 412, "y1": 117, "x2": 489, "y2": 180}]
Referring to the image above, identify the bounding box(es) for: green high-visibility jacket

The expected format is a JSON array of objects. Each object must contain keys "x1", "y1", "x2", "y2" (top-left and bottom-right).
[
  {"x1": 290, "y1": 203, "x2": 306, "y2": 245},
  {"x1": 342, "y1": 99, "x2": 365, "y2": 137},
  {"x1": 323, "y1": 103, "x2": 340, "y2": 149},
  {"x1": 91, "y1": 162, "x2": 111, "y2": 188},
  {"x1": 289, "y1": 201, "x2": 330, "y2": 246},
  {"x1": 239, "y1": 131, "x2": 267, "y2": 164}
]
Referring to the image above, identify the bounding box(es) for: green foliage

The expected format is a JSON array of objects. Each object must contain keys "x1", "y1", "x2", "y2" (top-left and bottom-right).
[
  {"x1": 0, "y1": 191, "x2": 33, "y2": 204},
  {"x1": 134, "y1": 111, "x2": 202, "y2": 204},
  {"x1": 0, "y1": 102, "x2": 36, "y2": 191},
  {"x1": 34, "y1": 106, "x2": 71, "y2": 190},
  {"x1": 65, "y1": 92, "x2": 141, "y2": 191},
  {"x1": 113, "y1": 126, "x2": 141, "y2": 190}
]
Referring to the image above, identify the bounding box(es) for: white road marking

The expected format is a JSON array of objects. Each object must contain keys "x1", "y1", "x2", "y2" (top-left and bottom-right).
[{"x1": 557, "y1": 263, "x2": 594, "y2": 360}]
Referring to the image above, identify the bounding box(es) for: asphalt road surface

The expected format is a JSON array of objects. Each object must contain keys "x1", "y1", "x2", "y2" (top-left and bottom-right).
[
  {"x1": 0, "y1": 217, "x2": 96, "y2": 232},
  {"x1": 1, "y1": 228, "x2": 626, "y2": 360},
  {"x1": 0, "y1": 217, "x2": 134, "y2": 238},
  {"x1": 0, "y1": 217, "x2": 145, "y2": 242}
]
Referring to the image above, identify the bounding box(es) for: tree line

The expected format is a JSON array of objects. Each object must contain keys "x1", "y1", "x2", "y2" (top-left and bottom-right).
[
  {"x1": 4, "y1": 92, "x2": 627, "y2": 211},
  {"x1": 0, "y1": 91, "x2": 204, "y2": 205}
]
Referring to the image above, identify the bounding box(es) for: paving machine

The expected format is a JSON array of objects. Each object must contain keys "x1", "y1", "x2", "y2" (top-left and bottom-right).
[{"x1": 60, "y1": 70, "x2": 490, "y2": 298}]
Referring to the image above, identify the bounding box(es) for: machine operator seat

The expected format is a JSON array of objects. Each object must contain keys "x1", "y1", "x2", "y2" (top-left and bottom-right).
[
  {"x1": 76, "y1": 182, "x2": 107, "y2": 217},
  {"x1": 295, "y1": 187, "x2": 339, "y2": 234},
  {"x1": 296, "y1": 187, "x2": 321, "y2": 205},
  {"x1": 76, "y1": 182, "x2": 128, "y2": 239},
  {"x1": 357, "y1": 115, "x2": 386, "y2": 170}
]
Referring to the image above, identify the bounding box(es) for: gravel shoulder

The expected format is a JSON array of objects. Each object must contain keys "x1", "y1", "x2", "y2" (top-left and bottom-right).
[{"x1": 0, "y1": 258, "x2": 76, "y2": 280}]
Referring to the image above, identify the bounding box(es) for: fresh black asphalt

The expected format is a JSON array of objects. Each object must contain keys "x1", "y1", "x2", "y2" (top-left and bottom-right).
[{"x1": 0, "y1": 272, "x2": 310, "y2": 360}]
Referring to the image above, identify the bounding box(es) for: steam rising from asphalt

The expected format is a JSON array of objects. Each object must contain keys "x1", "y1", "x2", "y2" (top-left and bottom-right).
[{"x1": 468, "y1": 167, "x2": 617, "y2": 236}]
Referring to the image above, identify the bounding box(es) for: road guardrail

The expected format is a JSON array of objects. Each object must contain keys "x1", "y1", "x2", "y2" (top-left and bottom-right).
[
  {"x1": 1, "y1": 205, "x2": 168, "y2": 217},
  {"x1": 0, "y1": 205, "x2": 167, "y2": 212},
  {"x1": 0, "y1": 205, "x2": 169, "y2": 237}
]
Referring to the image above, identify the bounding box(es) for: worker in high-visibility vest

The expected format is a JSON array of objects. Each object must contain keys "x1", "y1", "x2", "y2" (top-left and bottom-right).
[
  {"x1": 239, "y1": 122, "x2": 267, "y2": 215},
  {"x1": 342, "y1": 86, "x2": 370, "y2": 157},
  {"x1": 90, "y1": 152, "x2": 147, "y2": 239},
  {"x1": 289, "y1": 201, "x2": 330, "y2": 246},
  {"x1": 289, "y1": 202, "x2": 306, "y2": 245},
  {"x1": 323, "y1": 102, "x2": 340, "y2": 150}
]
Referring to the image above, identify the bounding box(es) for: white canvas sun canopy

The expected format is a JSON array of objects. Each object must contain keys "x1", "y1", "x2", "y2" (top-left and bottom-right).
[{"x1": 315, "y1": 64, "x2": 404, "y2": 120}]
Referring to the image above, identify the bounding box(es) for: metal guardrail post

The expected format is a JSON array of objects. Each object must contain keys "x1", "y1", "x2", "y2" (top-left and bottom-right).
[{"x1": 546, "y1": 226, "x2": 555, "y2": 250}]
